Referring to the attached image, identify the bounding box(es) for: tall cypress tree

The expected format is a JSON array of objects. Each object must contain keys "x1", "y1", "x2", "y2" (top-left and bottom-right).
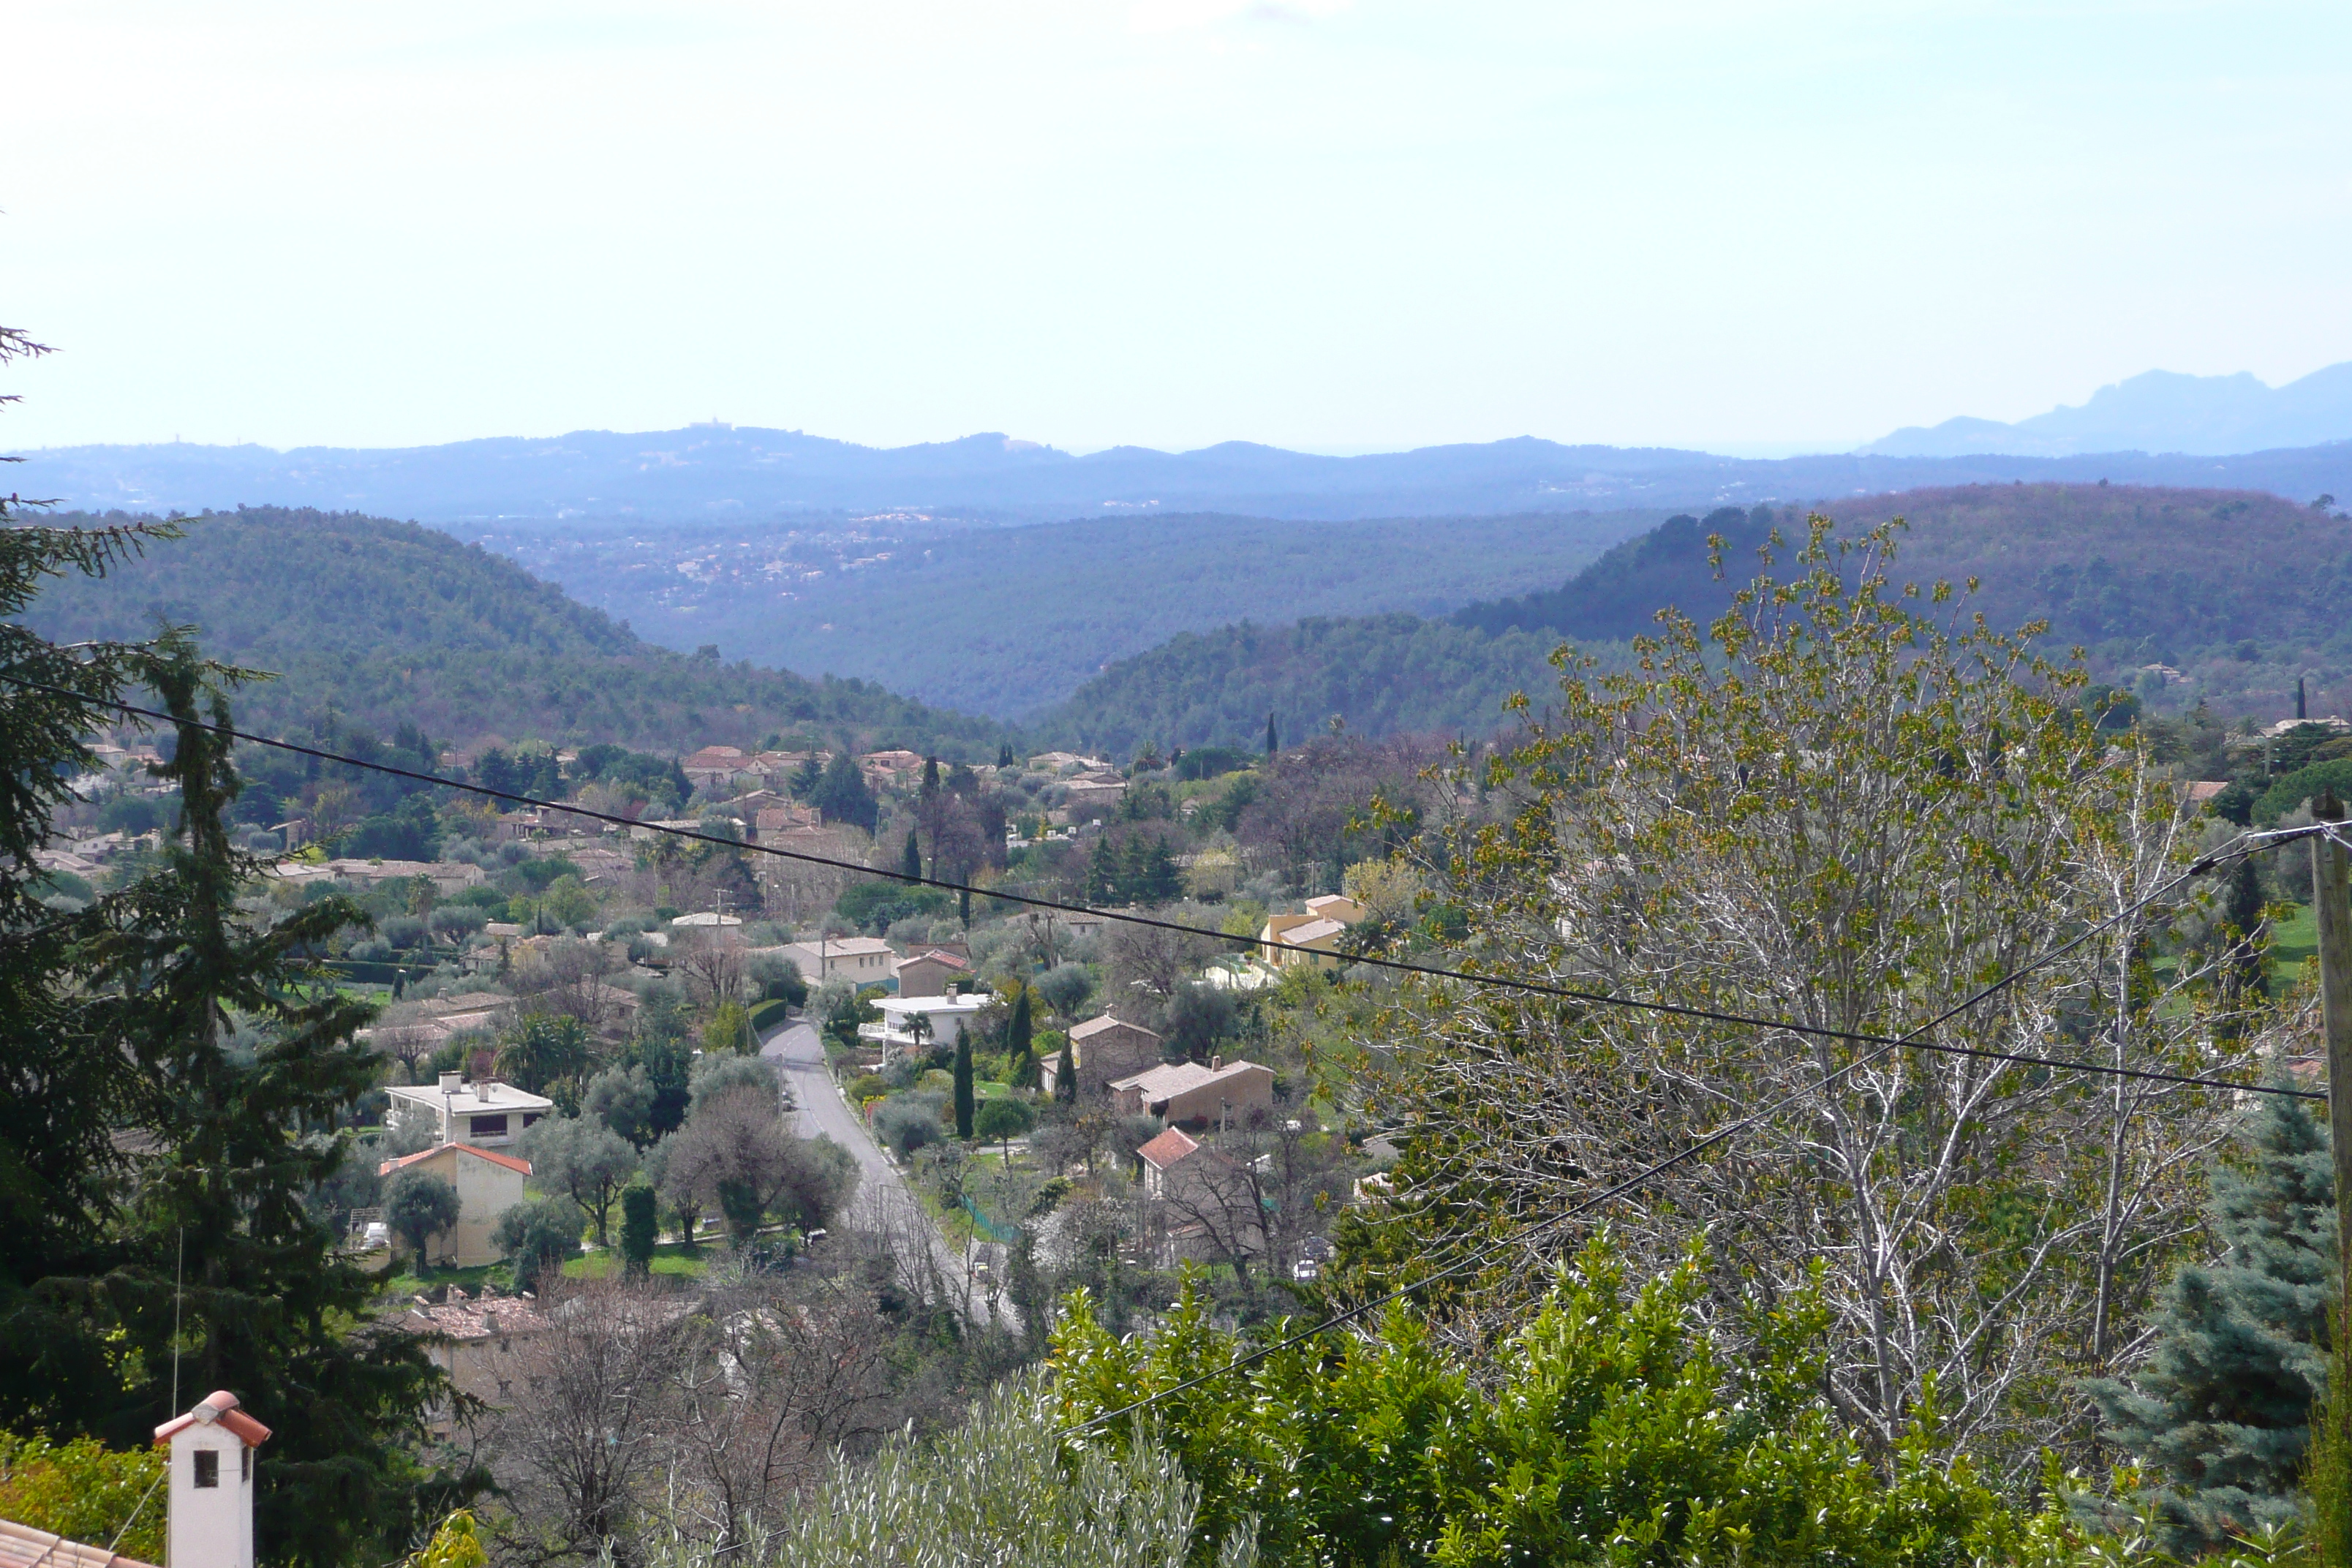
[
  {"x1": 952, "y1": 1031, "x2": 976, "y2": 1140},
  {"x1": 1055, "y1": 1033, "x2": 1077, "y2": 1105},
  {"x1": 1265, "y1": 710, "x2": 1278, "y2": 757},
  {"x1": 902, "y1": 826, "x2": 923, "y2": 883},
  {"x1": 1009, "y1": 985, "x2": 1034, "y2": 1080},
  {"x1": 2089, "y1": 1082, "x2": 2336, "y2": 1548},
  {"x1": 2220, "y1": 857, "x2": 2271, "y2": 1006}
]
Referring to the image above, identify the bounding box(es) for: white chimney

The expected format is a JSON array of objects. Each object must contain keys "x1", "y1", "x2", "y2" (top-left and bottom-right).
[
  {"x1": 154, "y1": 1390, "x2": 270, "y2": 1568},
  {"x1": 437, "y1": 1071, "x2": 463, "y2": 1092}
]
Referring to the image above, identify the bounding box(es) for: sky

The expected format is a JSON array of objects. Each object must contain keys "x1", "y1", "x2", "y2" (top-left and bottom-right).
[{"x1": 6, "y1": 1, "x2": 2351, "y2": 457}]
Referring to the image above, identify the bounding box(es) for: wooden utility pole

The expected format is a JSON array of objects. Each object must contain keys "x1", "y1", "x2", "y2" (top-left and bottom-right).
[{"x1": 2315, "y1": 788, "x2": 2352, "y2": 1325}]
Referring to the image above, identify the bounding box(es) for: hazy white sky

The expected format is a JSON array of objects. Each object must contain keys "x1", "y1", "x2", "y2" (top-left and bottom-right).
[{"x1": 7, "y1": 1, "x2": 2349, "y2": 455}]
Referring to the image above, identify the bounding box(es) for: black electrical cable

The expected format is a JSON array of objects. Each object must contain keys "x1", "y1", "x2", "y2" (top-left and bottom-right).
[
  {"x1": 7, "y1": 672, "x2": 2316, "y2": 1104},
  {"x1": 1066, "y1": 853, "x2": 2244, "y2": 1435}
]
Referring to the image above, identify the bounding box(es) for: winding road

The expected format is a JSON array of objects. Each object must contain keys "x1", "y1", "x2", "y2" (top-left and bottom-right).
[{"x1": 761, "y1": 1017, "x2": 999, "y2": 1326}]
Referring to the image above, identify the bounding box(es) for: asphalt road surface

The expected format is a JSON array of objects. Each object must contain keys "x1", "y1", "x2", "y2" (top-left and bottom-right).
[{"x1": 761, "y1": 1017, "x2": 1000, "y2": 1327}]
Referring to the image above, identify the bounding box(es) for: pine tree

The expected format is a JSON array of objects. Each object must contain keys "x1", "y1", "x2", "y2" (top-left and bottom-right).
[
  {"x1": 2089, "y1": 1082, "x2": 2337, "y2": 1548},
  {"x1": 902, "y1": 827, "x2": 923, "y2": 883},
  {"x1": 1134, "y1": 836, "x2": 1182, "y2": 905},
  {"x1": 1084, "y1": 840, "x2": 1116, "y2": 905},
  {"x1": 953, "y1": 1033, "x2": 976, "y2": 1140}
]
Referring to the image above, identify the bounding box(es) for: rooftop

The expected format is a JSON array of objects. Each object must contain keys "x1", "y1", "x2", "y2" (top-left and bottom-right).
[
  {"x1": 878, "y1": 993, "x2": 988, "y2": 1015},
  {"x1": 378, "y1": 1142, "x2": 533, "y2": 1178},
  {"x1": 1111, "y1": 1058, "x2": 1270, "y2": 1101},
  {"x1": 397, "y1": 1287, "x2": 551, "y2": 1341},
  {"x1": 1137, "y1": 1126, "x2": 1202, "y2": 1170},
  {"x1": 0, "y1": 1519, "x2": 154, "y2": 1568},
  {"x1": 153, "y1": 1389, "x2": 272, "y2": 1449},
  {"x1": 1072, "y1": 1012, "x2": 1159, "y2": 1041},
  {"x1": 383, "y1": 1077, "x2": 554, "y2": 1117}
]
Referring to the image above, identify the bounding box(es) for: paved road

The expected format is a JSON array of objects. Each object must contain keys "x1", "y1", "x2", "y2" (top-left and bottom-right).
[{"x1": 761, "y1": 1018, "x2": 998, "y2": 1326}]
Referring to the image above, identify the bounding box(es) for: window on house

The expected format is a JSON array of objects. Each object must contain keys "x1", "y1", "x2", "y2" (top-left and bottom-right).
[
  {"x1": 194, "y1": 1450, "x2": 219, "y2": 1488},
  {"x1": 470, "y1": 1114, "x2": 509, "y2": 1138},
  {"x1": 521, "y1": 1112, "x2": 541, "y2": 1129}
]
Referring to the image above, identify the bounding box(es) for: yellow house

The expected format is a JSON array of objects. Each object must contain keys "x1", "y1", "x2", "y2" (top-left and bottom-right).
[
  {"x1": 377, "y1": 1142, "x2": 531, "y2": 1267},
  {"x1": 1258, "y1": 914, "x2": 1349, "y2": 970}
]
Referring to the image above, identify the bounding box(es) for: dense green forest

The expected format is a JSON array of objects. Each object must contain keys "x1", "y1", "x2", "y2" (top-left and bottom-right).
[
  {"x1": 1458, "y1": 484, "x2": 2352, "y2": 717},
  {"x1": 491, "y1": 508, "x2": 1660, "y2": 717},
  {"x1": 20, "y1": 509, "x2": 1012, "y2": 758},
  {"x1": 1045, "y1": 484, "x2": 2352, "y2": 755},
  {"x1": 1029, "y1": 612, "x2": 1582, "y2": 754}
]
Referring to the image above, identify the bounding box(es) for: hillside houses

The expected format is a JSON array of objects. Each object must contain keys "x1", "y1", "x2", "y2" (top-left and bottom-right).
[{"x1": 1040, "y1": 1012, "x2": 1164, "y2": 1099}]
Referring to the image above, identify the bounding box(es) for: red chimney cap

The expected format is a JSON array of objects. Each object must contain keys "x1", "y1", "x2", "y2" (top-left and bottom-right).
[{"x1": 154, "y1": 1390, "x2": 273, "y2": 1447}]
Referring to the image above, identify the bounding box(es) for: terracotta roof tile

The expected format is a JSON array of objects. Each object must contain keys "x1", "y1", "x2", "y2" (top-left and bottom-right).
[{"x1": 377, "y1": 1142, "x2": 532, "y2": 1178}]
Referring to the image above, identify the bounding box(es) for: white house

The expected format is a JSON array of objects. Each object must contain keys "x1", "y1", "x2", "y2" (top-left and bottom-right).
[
  {"x1": 383, "y1": 1072, "x2": 552, "y2": 1149},
  {"x1": 155, "y1": 1391, "x2": 271, "y2": 1568},
  {"x1": 862, "y1": 994, "x2": 989, "y2": 1061}
]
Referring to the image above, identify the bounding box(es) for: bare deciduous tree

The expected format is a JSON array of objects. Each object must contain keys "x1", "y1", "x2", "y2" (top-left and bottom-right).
[{"x1": 1362, "y1": 519, "x2": 2259, "y2": 1474}]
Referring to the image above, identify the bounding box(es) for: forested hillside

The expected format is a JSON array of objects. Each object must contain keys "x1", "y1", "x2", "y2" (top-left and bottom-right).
[
  {"x1": 490, "y1": 507, "x2": 1656, "y2": 717},
  {"x1": 18, "y1": 508, "x2": 1010, "y2": 757},
  {"x1": 1458, "y1": 483, "x2": 2352, "y2": 718},
  {"x1": 1054, "y1": 484, "x2": 2352, "y2": 755},
  {"x1": 1029, "y1": 613, "x2": 1577, "y2": 755}
]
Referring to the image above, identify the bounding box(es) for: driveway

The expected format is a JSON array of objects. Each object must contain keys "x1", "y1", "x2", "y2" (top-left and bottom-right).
[{"x1": 761, "y1": 1018, "x2": 1003, "y2": 1328}]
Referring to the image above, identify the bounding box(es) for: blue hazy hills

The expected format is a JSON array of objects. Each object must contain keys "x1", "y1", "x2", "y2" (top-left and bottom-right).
[
  {"x1": 15, "y1": 396, "x2": 2352, "y2": 525},
  {"x1": 1863, "y1": 363, "x2": 2352, "y2": 459}
]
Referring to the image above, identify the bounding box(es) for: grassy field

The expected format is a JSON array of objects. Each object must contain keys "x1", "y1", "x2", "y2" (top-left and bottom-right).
[
  {"x1": 561, "y1": 1243, "x2": 710, "y2": 1281},
  {"x1": 2272, "y1": 902, "x2": 2318, "y2": 987},
  {"x1": 381, "y1": 1261, "x2": 505, "y2": 1297}
]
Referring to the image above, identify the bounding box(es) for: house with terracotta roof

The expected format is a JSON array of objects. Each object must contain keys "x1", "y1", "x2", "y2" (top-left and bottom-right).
[
  {"x1": 857, "y1": 750, "x2": 926, "y2": 787},
  {"x1": 1136, "y1": 1126, "x2": 1237, "y2": 1203},
  {"x1": 1109, "y1": 1056, "x2": 1275, "y2": 1127},
  {"x1": 1259, "y1": 914, "x2": 1350, "y2": 970},
  {"x1": 1303, "y1": 893, "x2": 1367, "y2": 925},
  {"x1": 895, "y1": 948, "x2": 970, "y2": 998},
  {"x1": 1040, "y1": 1012, "x2": 1164, "y2": 1099},
  {"x1": 394, "y1": 1286, "x2": 553, "y2": 1437},
  {"x1": 377, "y1": 1141, "x2": 532, "y2": 1267},
  {"x1": 682, "y1": 745, "x2": 753, "y2": 785}
]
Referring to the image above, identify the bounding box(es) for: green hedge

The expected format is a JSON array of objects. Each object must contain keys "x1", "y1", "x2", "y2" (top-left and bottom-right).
[{"x1": 749, "y1": 998, "x2": 792, "y2": 1032}]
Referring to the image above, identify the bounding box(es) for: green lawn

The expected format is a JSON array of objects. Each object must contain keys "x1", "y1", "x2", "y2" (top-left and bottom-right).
[
  {"x1": 2272, "y1": 902, "x2": 2318, "y2": 987},
  {"x1": 380, "y1": 1261, "x2": 505, "y2": 1298},
  {"x1": 562, "y1": 1243, "x2": 709, "y2": 1281}
]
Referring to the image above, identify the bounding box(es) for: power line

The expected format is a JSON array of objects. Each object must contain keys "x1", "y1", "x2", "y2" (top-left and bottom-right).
[
  {"x1": 1068, "y1": 853, "x2": 2236, "y2": 1435},
  {"x1": 5, "y1": 672, "x2": 2318, "y2": 1104}
]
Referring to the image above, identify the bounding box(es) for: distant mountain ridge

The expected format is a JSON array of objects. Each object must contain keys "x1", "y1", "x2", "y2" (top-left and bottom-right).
[
  {"x1": 1044, "y1": 484, "x2": 2352, "y2": 753},
  {"x1": 15, "y1": 422, "x2": 2352, "y2": 524},
  {"x1": 1862, "y1": 363, "x2": 2352, "y2": 458}
]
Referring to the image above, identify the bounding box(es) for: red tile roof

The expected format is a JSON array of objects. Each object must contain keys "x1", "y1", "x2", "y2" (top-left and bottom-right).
[
  {"x1": 1137, "y1": 1126, "x2": 1201, "y2": 1170},
  {"x1": 0, "y1": 1518, "x2": 157, "y2": 1568},
  {"x1": 152, "y1": 1389, "x2": 271, "y2": 1448},
  {"x1": 377, "y1": 1142, "x2": 532, "y2": 1178}
]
